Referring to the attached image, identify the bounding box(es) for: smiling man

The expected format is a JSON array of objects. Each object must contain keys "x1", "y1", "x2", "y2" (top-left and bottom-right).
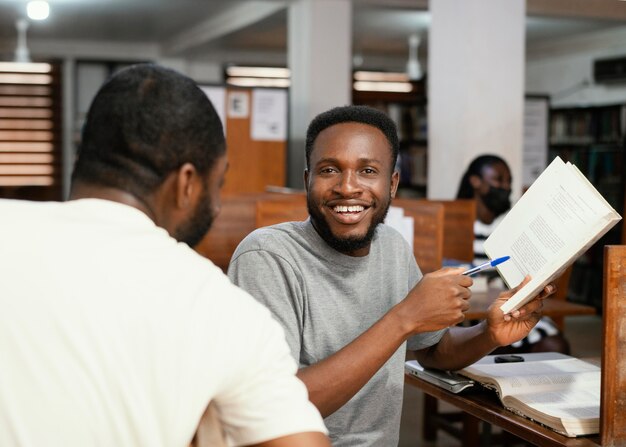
[{"x1": 228, "y1": 105, "x2": 554, "y2": 446}]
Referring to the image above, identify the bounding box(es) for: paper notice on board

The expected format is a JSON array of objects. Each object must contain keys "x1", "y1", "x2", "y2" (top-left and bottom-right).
[
  {"x1": 200, "y1": 86, "x2": 226, "y2": 133},
  {"x1": 227, "y1": 91, "x2": 249, "y2": 118},
  {"x1": 251, "y1": 89, "x2": 287, "y2": 141}
]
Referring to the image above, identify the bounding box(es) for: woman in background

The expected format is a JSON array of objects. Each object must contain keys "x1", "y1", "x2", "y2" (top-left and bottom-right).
[{"x1": 457, "y1": 154, "x2": 570, "y2": 354}]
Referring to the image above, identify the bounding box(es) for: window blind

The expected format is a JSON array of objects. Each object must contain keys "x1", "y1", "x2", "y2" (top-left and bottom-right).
[{"x1": 0, "y1": 61, "x2": 61, "y2": 199}]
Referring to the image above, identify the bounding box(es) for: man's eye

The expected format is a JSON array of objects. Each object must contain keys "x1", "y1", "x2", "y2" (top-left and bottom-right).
[
  {"x1": 362, "y1": 168, "x2": 376, "y2": 174},
  {"x1": 320, "y1": 167, "x2": 337, "y2": 174}
]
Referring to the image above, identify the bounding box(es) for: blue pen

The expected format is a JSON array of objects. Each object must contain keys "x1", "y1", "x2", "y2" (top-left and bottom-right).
[{"x1": 462, "y1": 256, "x2": 510, "y2": 276}]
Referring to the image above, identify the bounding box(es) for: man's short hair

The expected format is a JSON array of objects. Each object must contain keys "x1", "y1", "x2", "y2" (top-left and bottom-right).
[
  {"x1": 305, "y1": 105, "x2": 399, "y2": 170},
  {"x1": 71, "y1": 64, "x2": 225, "y2": 198}
]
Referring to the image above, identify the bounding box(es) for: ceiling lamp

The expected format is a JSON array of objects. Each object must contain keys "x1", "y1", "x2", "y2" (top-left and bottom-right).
[
  {"x1": 406, "y1": 34, "x2": 422, "y2": 81},
  {"x1": 14, "y1": 19, "x2": 30, "y2": 63},
  {"x1": 27, "y1": 1, "x2": 50, "y2": 21}
]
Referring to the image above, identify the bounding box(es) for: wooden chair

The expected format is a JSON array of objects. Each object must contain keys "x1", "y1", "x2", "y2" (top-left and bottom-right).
[
  {"x1": 426, "y1": 199, "x2": 476, "y2": 263},
  {"x1": 196, "y1": 192, "x2": 306, "y2": 272},
  {"x1": 255, "y1": 194, "x2": 307, "y2": 228},
  {"x1": 601, "y1": 245, "x2": 626, "y2": 445},
  {"x1": 391, "y1": 198, "x2": 444, "y2": 273}
]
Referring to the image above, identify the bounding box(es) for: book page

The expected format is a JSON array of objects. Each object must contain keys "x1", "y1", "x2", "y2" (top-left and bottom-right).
[
  {"x1": 460, "y1": 358, "x2": 599, "y2": 398},
  {"x1": 506, "y1": 388, "x2": 600, "y2": 420},
  {"x1": 484, "y1": 157, "x2": 621, "y2": 313}
]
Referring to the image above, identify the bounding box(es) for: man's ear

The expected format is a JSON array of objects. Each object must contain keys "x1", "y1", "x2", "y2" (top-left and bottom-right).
[
  {"x1": 303, "y1": 169, "x2": 309, "y2": 193},
  {"x1": 175, "y1": 162, "x2": 201, "y2": 209},
  {"x1": 390, "y1": 170, "x2": 400, "y2": 199}
]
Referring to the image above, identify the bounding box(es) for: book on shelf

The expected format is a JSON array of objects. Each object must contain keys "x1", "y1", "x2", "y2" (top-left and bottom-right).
[
  {"x1": 458, "y1": 353, "x2": 600, "y2": 437},
  {"x1": 485, "y1": 156, "x2": 622, "y2": 314}
]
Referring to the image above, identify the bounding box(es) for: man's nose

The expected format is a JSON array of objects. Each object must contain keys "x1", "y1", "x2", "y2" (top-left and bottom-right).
[{"x1": 335, "y1": 171, "x2": 362, "y2": 196}]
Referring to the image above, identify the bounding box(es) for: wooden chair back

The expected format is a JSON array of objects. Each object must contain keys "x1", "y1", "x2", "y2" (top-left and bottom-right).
[
  {"x1": 426, "y1": 199, "x2": 476, "y2": 263},
  {"x1": 601, "y1": 245, "x2": 626, "y2": 446},
  {"x1": 255, "y1": 194, "x2": 308, "y2": 228},
  {"x1": 392, "y1": 198, "x2": 444, "y2": 274},
  {"x1": 196, "y1": 192, "x2": 304, "y2": 272}
]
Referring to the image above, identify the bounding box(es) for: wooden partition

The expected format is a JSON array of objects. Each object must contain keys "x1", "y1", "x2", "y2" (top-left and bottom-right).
[
  {"x1": 392, "y1": 198, "x2": 444, "y2": 273},
  {"x1": 424, "y1": 199, "x2": 476, "y2": 263},
  {"x1": 601, "y1": 245, "x2": 626, "y2": 446},
  {"x1": 198, "y1": 194, "x2": 445, "y2": 274}
]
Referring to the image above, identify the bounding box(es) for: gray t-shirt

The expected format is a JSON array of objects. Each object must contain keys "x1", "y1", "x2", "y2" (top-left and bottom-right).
[{"x1": 228, "y1": 219, "x2": 445, "y2": 446}]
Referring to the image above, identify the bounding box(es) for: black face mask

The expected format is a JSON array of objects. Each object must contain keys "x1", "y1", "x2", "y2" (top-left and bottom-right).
[{"x1": 481, "y1": 186, "x2": 511, "y2": 217}]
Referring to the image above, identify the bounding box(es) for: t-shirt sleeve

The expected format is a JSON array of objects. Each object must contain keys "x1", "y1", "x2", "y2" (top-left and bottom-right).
[
  {"x1": 212, "y1": 297, "x2": 327, "y2": 445},
  {"x1": 228, "y1": 248, "x2": 304, "y2": 363}
]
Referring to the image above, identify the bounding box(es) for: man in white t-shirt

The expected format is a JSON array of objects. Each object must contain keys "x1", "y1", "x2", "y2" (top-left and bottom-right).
[{"x1": 0, "y1": 64, "x2": 328, "y2": 447}]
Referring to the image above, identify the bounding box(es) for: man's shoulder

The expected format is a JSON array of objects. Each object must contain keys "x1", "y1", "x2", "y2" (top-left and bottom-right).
[{"x1": 237, "y1": 221, "x2": 305, "y2": 251}]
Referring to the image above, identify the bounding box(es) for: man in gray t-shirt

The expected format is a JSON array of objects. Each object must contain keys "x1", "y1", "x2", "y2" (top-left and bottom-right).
[{"x1": 228, "y1": 105, "x2": 554, "y2": 446}]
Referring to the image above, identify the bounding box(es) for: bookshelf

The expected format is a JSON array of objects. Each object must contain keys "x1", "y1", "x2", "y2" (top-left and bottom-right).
[
  {"x1": 548, "y1": 104, "x2": 626, "y2": 309},
  {"x1": 353, "y1": 81, "x2": 428, "y2": 198}
]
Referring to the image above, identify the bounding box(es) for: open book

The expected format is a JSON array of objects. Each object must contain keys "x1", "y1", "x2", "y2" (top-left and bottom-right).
[
  {"x1": 459, "y1": 353, "x2": 600, "y2": 437},
  {"x1": 485, "y1": 156, "x2": 621, "y2": 314}
]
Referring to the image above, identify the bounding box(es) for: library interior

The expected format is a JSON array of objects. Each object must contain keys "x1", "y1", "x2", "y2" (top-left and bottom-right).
[{"x1": 0, "y1": 0, "x2": 625, "y2": 446}]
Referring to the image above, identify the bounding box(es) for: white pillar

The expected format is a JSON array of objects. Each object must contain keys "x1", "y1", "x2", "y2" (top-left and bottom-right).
[
  {"x1": 428, "y1": 0, "x2": 526, "y2": 199},
  {"x1": 287, "y1": 0, "x2": 352, "y2": 188}
]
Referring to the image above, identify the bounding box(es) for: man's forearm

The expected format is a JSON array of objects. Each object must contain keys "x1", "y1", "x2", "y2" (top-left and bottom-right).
[
  {"x1": 297, "y1": 310, "x2": 411, "y2": 418},
  {"x1": 415, "y1": 322, "x2": 499, "y2": 371}
]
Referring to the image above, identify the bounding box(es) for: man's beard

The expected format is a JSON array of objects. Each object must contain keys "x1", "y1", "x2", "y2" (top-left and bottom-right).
[
  {"x1": 175, "y1": 187, "x2": 216, "y2": 248},
  {"x1": 307, "y1": 194, "x2": 392, "y2": 255}
]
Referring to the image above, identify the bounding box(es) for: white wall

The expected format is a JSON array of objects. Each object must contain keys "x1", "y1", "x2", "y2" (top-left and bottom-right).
[{"x1": 526, "y1": 25, "x2": 626, "y2": 107}]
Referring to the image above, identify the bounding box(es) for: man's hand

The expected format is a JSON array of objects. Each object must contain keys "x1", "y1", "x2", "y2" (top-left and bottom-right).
[
  {"x1": 394, "y1": 267, "x2": 473, "y2": 335},
  {"x1": 486, "y1": 276, "x2": 555, "y2": 347}
]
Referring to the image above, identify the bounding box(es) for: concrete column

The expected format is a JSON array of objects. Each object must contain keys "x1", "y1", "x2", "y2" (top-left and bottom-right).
[
  {"x1": 287, "y1": 0, "x2": 352, "y2": 188},
  {"x1": 428, "y1": 0, "x2": 526, "y2": 199}
]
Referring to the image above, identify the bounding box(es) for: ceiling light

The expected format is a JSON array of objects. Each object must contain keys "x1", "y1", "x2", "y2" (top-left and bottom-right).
[
  {"x1": 406, "y1": 34, "x2": 422, "y2": 81},
  {"x1": 353, "y1": 81, "x2": 413, "y2": 93},
  {"x1": 354, "y1": 71, "x2": 409, "y2": 82},
  {"x1": 226, "y1": 78, "x2": 290, "y2": 88},
  {"x1": 226, "y1": 66, "x2": 290, "y2": 79},
  {"x1": 27, "y1": 1, "x2": 49, "y2": 20}
]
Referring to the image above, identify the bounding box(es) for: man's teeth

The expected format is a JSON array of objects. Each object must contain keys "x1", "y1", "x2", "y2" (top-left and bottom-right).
[{"x1": 334, "y1": 205, "x2": 364, "y2": 213}]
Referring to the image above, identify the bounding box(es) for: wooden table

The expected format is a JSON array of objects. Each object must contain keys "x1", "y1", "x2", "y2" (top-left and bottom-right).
[
  {"x1": 465, "y1": 288, "x2": 596, "y2": 321},
  {"x1": 420, "y1": 288, "x2": 597, "y2": 445},
  {"x1": 406, "y1": 374, "x2": 601, "y2": 447}
]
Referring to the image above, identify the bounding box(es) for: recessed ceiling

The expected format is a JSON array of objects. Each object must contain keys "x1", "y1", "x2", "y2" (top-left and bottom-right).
[{"x1": 0, "y1": 0, "x2": 625, "y2": 69}]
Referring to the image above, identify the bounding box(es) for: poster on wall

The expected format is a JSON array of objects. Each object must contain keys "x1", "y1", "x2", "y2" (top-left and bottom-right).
[
  {"x1": 251, "y1": 88, "x2": 287, "y2": 141},
  {"x1": 523, "y1": 96, "x2": 549, "y2": 189},
  {"x1": 227, "y1": 91, "x2": 249, "y2": 118},
  {"x1": 200, "y1": 86, "x2": 226, "y2": 134}
]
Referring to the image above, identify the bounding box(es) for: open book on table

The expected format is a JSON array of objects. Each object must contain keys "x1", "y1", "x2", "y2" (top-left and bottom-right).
[
  {"x1": 458, "y1": 353, "x2": 600, "y2": 437},
  {"x1": 485, "y1": 156, "x2": 621, "y2": 314}
]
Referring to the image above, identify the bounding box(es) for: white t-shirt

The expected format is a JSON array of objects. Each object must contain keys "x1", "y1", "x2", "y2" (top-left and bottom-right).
[{"x1": 0, "y1": 198, "x2": 326, "y2": 447}]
